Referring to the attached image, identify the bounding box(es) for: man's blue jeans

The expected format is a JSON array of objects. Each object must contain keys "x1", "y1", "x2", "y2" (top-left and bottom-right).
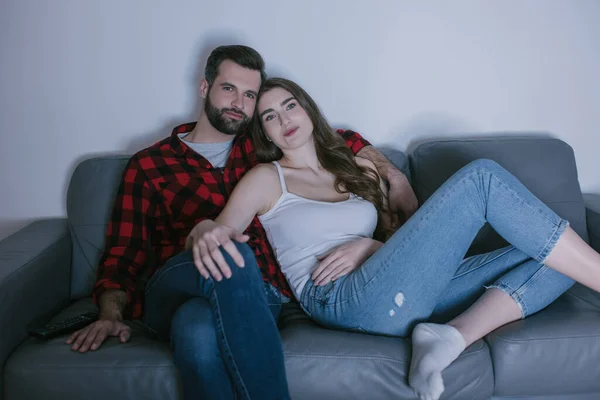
[
  {"x1": 300, "y1": 159, "x2": 575, "y2": 336},
  {"x1": 144, "y1": 244, "x2": 290, "y2": 400}
]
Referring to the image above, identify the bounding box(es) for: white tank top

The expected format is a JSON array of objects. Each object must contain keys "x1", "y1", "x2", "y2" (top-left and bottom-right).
[{"x1": 258, "y1": 161, "x2": 378, "y2": 299}]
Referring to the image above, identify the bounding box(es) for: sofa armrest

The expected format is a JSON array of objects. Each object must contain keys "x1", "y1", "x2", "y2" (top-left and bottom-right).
[
  {"x1": 584, "y1": 194, "x2": 600, "y2": 252},
  {"x1": 0, "y1": 219, "x2": 71, "y2": 387}
]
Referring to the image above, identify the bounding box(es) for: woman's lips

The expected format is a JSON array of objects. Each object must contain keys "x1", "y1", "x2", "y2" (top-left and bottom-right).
[{"x1": 284, "y1": 127, "x2": 298, "y2": 137}]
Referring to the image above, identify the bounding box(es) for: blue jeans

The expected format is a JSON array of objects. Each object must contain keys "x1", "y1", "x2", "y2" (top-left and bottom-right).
[
  {"x1": 143, "y1": 243, "x2": 291, "y2": 400},
  {"x1": 300, "y1": 159, "x2": 575, "y2": 337}
]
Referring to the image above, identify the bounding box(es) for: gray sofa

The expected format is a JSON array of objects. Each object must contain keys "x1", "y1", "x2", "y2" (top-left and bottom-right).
[{"x1": 2, "y1": 136, "x2": 600, "y2": 400}]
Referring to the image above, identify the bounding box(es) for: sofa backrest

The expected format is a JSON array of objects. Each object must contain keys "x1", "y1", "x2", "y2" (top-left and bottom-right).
[
  {"x1": 67, "y1": 156, "x2": 130, "y2": 299},
  {"x1": 409, "y1": 136, "x2": 588, "y2": 258}
]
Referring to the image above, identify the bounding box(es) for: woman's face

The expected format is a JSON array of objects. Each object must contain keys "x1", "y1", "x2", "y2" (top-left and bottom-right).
[{"x1": 257, "y1": 87, "x2": 314, "y2": 150}]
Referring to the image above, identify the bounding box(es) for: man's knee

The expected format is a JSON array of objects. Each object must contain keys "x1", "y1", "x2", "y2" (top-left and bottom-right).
[
  {"x1": 162, "y1": 249, "x2": 195, "y2": 270},
  {"x1": 171, "y1": 241, "x2": 262, "y2": 285},
  {"x1": 219, "y1": 241, "x2": 262, "y2": 281},
  {"x1": 228, "y1": 241, "x2": 256, "y2": 264},
  {"x1": 170, "y1": 298, "x2": 220, "y2": 364}
]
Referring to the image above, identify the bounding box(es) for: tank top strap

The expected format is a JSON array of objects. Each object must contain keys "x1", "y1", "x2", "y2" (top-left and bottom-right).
[{"x1": 271, "y1": 161, "x2": 288, "y2": 194}]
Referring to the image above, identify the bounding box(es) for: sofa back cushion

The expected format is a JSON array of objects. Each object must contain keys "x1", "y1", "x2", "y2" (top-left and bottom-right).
[
  {"x1": 67, "y1": 156, "x2": 130, "y2": 299},
  {"x1": 409, "y1": 136, "x2": 588, "y2": 257}
]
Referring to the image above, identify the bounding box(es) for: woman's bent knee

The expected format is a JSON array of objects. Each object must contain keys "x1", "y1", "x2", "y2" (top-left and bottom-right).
[{"x1": 465, "y1": 158, "x2": 501, "y2": 173}]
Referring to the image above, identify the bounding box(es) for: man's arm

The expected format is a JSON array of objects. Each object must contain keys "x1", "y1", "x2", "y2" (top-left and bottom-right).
[
  {"x1": 356, "y1": 145, "x2": 418, "y2": 227},
  {"x1": 91, "y1": 156, "x2": 153, "y2": 319},
  {"x1": 67, "y1": 156, "x2": 153, "y2": 352},
  {"x1": 67, "y1": 289, "x2": 132, "y2": 352},
  {"x1": 98, "y1": 289, "x2": 128, "y2": 321},
  {"x1": 337, "y1": 129, "x2": 419, "y2": 228}
]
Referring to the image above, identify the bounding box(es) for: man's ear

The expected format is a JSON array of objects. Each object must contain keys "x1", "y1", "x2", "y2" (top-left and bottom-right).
[{"x1": 200, "y1": 78, "x2": 209, "y2": 99}]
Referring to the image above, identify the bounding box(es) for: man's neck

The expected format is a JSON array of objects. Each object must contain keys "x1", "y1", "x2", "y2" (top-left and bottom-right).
[{"x1": 184, "y1": 114, "x2": 235, "y2": 144}]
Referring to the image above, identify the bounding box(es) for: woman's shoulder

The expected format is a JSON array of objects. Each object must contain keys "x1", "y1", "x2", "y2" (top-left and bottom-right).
[
  {"x1": 250, "y1": 162, "x2": 278, "y2": 174},
  {"x1": 244, "y1": 162, "x2": 279, "y2": 183}
]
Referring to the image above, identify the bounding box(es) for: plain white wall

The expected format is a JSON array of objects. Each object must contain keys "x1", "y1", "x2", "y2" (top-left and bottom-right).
[{"x1": 1, "y1": 0, "x2": 599, "y2": 240}]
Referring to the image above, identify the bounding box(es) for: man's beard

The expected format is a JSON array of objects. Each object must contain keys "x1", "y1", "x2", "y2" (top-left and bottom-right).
[{"x1": 204, "y1": 91, "x2": 250, "y2": 136}]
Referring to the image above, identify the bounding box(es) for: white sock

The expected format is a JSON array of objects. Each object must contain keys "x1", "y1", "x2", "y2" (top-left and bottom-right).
[{"x1": 408, "y1": 323, "x2": 466, "y2": 400}]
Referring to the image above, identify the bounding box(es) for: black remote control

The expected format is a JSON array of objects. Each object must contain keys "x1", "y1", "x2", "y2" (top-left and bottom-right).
[{"x1": 28, "y1": 312, "x2": 99, "y2": 340}]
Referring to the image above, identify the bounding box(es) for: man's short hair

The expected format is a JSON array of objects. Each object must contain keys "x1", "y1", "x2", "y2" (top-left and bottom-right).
[{"x1": 205, "y1": 45, "x2": 267, "y2": 86}]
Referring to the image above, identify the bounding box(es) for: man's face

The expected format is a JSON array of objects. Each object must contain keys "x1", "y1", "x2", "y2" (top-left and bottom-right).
[{"x1": 203, "y1": 60, "x2": 262, "y2": 135}]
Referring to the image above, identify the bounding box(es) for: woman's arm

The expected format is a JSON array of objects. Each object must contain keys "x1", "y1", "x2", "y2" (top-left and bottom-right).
[{"x1": 187, "y1": 164, "x2": 280, "y2": 280}]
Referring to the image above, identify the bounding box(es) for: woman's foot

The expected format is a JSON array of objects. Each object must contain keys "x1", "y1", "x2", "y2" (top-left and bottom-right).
[{"x1": 408, "y1": 323, "x2": 466, "y2": 400}]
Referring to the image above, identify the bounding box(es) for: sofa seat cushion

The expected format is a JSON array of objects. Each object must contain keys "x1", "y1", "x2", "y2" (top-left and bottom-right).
[
  {"x1": 4, "y1": 298, "x2": 181, "y2": 400},
  {"x1": 279, "y1": 302, "x2": 494, "y2": 400},
  {"x1": 485, "y1": 295, "x2": 600, "y2": 397}
]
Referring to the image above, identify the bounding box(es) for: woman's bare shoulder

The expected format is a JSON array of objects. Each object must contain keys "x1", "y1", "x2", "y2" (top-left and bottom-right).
[{"x1": 241, "y1": 162, "x2": 280, "y2": 187}]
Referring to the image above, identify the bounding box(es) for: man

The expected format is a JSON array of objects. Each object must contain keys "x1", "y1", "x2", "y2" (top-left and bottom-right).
[{"x1": 66, "y1": 45, "x2": 418, "y2": 399}]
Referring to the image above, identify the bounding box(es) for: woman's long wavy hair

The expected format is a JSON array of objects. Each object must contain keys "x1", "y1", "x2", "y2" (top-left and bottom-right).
[{"x1": 250, "y1": 77, "x2": 390, "y2": 240}]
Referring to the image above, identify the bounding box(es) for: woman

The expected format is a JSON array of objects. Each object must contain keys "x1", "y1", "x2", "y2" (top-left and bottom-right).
[{"x1": 187, "y1": 78, "x2": 600, "y2": 400}]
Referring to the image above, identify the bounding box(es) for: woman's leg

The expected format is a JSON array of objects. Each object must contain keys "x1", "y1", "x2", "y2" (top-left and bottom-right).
[
  {"x1": 409, "y1": 229, "x2": 596, "y2": 400},
  {"x1": 409, "y1": 289, "x2": 519, "y2": 400},
  {"x1": 430, "y1": 246, "x2": 575, "y2": 324},
  {"x1": 544, "y1": 227, "x2": 600, "y2": 292},
  {"x1": 408, "y1": 247, "x2": 573, "y2": 400},
  {"x1": 300, "y1": 159, "x2": 599, "y2": 399}
]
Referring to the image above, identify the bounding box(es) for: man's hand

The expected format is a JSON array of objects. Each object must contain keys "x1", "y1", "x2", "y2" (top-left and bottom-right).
[
  {"x1": 387, "y1": 172, "x2": 418, "y2": 229},
  {"x1": 312, "y1": 238, "x2": 383, "y2": 286},
  {"x1": 66, "y1": 318, "x2": 131, "y2": 353},
  {"x1": 187, "y1": 220, "x2": 250, "y2": 281}
]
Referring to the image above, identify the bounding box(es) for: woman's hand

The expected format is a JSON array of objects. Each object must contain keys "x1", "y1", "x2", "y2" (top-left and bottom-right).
[
  {"x1": 311, "y1": 238, "x2": 383, "y2": 286},
  {"x1": 186, "y1": 220, "x2": 250, "y2": 281}
]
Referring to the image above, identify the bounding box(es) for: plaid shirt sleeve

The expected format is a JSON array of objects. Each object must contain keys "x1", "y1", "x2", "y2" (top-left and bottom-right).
[
  {"x1": 336, "y1": 129, "x2": 372, "y2": 154},
  {"x1": 92, "y1": 155, "x2": 153, "y2": 318}
]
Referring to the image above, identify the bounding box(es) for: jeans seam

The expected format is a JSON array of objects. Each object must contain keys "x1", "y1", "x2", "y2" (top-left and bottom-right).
[
  {"x1": 490, "y1": 173, "x2": 561, "y2": 227},
  {"x1": 515, "y1": 266, "x2": 548, "y2": 298},
  {"x1": 452, "y1": 246, "x2": 517, "y2": 280},
  {"x1": 211, "y1": 286, "x2": 252, "y2": 400},
  {"x1": 488, "y1": 173, "x2": 569, "y2": 263},
  {"x1": 488, "y1": 282, "x2": 528, "y2": 317},
  {"x1": 535, "y1": 219, "x2": 569, "y2": 264}
]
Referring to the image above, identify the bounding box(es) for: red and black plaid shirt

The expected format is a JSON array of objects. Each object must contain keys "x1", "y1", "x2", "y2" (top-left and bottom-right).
[{"x1": 92, "y1": 122, "x2": 371, "y2": 318}]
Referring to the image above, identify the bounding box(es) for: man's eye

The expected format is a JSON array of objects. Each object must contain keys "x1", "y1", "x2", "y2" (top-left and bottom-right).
[
  {"x1": 223, "y1": 86, "x2": 233, "y2": 91},
  {"x1": 246, "y1": 93, "x2": 255, "y2": 99}
]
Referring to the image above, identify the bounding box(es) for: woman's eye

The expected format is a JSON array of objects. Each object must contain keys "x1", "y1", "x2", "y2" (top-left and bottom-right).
[
  {"x1": 287, "y1": 102, "x2": 296, "y2": 110},
  {"x1": 264, "y1": 115, "x2": 274, "y2": 122}
]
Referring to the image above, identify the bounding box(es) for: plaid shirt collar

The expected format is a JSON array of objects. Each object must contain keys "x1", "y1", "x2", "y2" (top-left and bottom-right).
[{"x1": 169, "y1": 121, "x2": 250, "y2": 166}]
